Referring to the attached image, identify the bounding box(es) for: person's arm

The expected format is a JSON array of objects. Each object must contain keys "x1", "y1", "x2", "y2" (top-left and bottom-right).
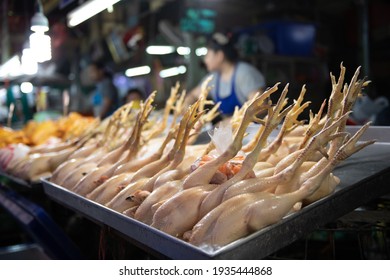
[
  {"x1": 99, "y1": 79, "x2": 117, "y2": 119},
  {"x1": 100, "y1": 96, "x2": 113, "y2": 119},
  {"x1": 236, "y1": 63, "x2": 266, "y2": 104},
  {"x1": 185, "y1": 74, "x2": 216, "y2": 108}
]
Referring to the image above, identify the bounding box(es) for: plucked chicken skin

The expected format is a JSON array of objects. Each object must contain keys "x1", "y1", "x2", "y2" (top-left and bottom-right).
[{"x1": 40, "y1": 65, "x2": 375, "y2": 251}]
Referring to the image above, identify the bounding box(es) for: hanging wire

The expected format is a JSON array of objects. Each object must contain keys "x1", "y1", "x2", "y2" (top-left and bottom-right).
[
  {"x1": 35, "y1": 0, "x2": 44, "y2": 13},
  {"x1": 23, "y1": 0, "x2": 30, "y2": 41}
]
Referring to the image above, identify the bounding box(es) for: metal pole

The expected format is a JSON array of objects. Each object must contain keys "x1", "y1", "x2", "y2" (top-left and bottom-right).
[
  {"x1": 1, "y1": 0, "x2": 10, "y2": 64},
  {"x1": 359, "y1": 0, "x2": 370, "y2": 77}
]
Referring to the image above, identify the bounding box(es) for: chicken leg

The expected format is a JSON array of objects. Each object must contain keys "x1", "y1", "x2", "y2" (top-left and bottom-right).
[
  {"x1": 188, "y1": 126, "x2": 374, "y2": 248},
  {"x1": 182, "y1": 84, "x2": 279, "y2": 190},
  {"x1": 72, "y1": 94, "x2": 155, "y2": 196}
]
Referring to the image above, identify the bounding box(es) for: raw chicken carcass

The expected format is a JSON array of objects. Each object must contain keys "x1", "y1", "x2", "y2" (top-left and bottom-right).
[{"x1": 188, "y1": 124, "x2": 374, "y2": 248}]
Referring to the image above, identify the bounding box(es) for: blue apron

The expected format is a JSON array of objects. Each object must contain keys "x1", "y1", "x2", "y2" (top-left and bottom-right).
[{"x1": 215, "y1": 66, "x2": 241, "y2": 115}]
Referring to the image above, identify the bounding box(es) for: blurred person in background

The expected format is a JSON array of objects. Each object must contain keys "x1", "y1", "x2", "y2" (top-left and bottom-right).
[
  {"x1": 185, "y1": 32, "x2": 266, "y2": 117},
  {"x1": 88, "y1": 61, "x2": 119, "y2": 119},
  {"x1": 123, "y1": 87, "x2": 144, "y2": 109}
]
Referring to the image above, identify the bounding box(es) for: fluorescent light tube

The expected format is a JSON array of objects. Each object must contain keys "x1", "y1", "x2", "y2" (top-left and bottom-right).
[
  {"x1": 177, "y1": 47, "x2": 207, "y2": 56},
  {"x1": 177, "y1": 47, "x2": 191, "y2": 56},
  {"x1": 0, "y1": 55, "x2": 21, "y2": 77},
  {"x1": 67, "y1": 0, "x2": 122, "y2": 27},
  {"x1": 195, "y1": 47, "x2": 208, "y2": 56},
  {"x1": 159, "y1": 66, "x2": 187, "y2": 78},
  {"x1": 125, "y1": 66, "x2": 151, "y2": 77},
  {"x1": 146, "y1": 45, "x2": 175, "y2": 55}
]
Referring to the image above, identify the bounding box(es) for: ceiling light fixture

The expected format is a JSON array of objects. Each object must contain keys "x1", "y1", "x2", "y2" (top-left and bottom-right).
[
  {"x1": 29, "y1": 0, "x2": 51, "y2": 63},
  {"x1": 176, "y1": 47, "x2": 208, "y2": 56},
  {"x1": 125, "y1": 66, "x2": 151, "y2": 77},
  {"x1": 195, "y1": 47, "x2": 208, "y2": 56},
  {"x1": 0, "y1": 56, "x2": 22, "y2": 78},
  {"x1": 29, "y1": 32, "x2": 52, "y2": 63},
  {"x1": 67, "y1": 0, "x2": 122, "y2": 28},
  {"x1": 159, "y1": 66, "x2": 187, "y2": 78},
  {"x1": 30, "y1": 0, "x2": 49, "y2": 32},
  {"x1": 146, "y1": 45, "x2": 175, "y2": 55},
  {"x1": 107, "y1": 5, "x2": 114, "y2": 13},
  {"x1": 21, "y1": 82, "x2": 34, "y2": 94},
  {"x1": 176, "y1": 47, "x2": 191, "y2": 56},
  {"x1": 21, "y1": 48, "x2": 38, "y2": 75}
]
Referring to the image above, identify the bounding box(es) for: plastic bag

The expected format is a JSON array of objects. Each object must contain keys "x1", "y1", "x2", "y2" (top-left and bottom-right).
[{"x1": 208, "y1": 121, "x2": 233, "y2": 155}]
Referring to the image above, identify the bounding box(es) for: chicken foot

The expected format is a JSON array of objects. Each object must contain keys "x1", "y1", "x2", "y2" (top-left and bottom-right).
[
  {"x1": 71, "y1": 95, "x2": 155, "y2": 196},
  {"x1": 221, "y1": 112, "x2": 351, "y2": 201},
  {"x1": 105, "y1": 101, "x2": 204, "y2": 212},
  {"x1": 198, "y1": 84, "x2": 294, "y2": 216},
  {"x1": 182, "y1": 84, "x2": 279, "y2": 190},
  {"x1": 188, "y1": 126, "x2": 374, "y2": 248}
]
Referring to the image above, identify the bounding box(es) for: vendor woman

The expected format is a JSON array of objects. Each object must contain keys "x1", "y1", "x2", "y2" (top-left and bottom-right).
[{"x1": 186, "y1": 32, "x2": 266, "y2": 116}]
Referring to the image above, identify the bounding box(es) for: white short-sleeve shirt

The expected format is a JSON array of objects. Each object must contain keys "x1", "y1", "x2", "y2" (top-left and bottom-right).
[{"x1": 202, "y1": 61, "x2": 266, "y2": 105}]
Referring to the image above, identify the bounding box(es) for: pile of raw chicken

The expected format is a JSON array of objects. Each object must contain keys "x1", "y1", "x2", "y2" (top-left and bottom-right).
[
  {"x1": 2, "y1": 65, "x2": 375, "y2": 249},
  {"x1": 0, "y1": 112, "x2": 95, "y2": 148},
  {"x1": 0, "y1": 112, "x2": 96, "y2": 177}
]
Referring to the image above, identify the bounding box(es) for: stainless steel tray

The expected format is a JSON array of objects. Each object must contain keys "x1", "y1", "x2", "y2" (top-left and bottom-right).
[
  {"x1": 345, "y1": 125, "x2": 390, "y2": 143},
  {"x1": 41, "y1": 142, "x2": 390, "y2": 259}
]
